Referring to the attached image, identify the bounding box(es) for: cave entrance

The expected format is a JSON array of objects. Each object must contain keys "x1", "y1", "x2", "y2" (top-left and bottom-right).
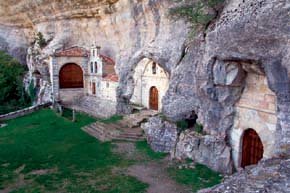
[
  {"x1": 185, "y1": 111, "x2": 198, "y2": 128},
  {"x1": 149, "y1": 86, "x2": 159, "y2": 110},
  {"x1": 130, "y1": 58, "x2": 169, "y2": 111},
  {"x1": 59, "y1": 63, "x2": 84, "y2": 89},
  {"x1": 241, "y1": 129, "x2": 264, "y2": 168}
]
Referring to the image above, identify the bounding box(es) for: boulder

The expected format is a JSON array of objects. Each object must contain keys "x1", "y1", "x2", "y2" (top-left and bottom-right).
[
  {"x1": 199, "y1": 158, "x2": 290, "y2": 193},
  {"x1": 174, "y1": 130, "x2": 233, "y2": 174},
  {"x1": 142, "y1": 116, "x2": 178, "y2": 153}
]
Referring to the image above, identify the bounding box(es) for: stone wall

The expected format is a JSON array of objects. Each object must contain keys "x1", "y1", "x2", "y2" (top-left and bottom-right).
[
  {"x1": 87, "y1": 78, "x2": 118, "y2": 102},
  {"x1": 230, "y1": 73, "x2": 277, "y2": 168},
  {"x1": 50, "y1": 55, "x2": 89, "y2": 101},
  {"x1": 0, "y1": 103, "x2": 51, "y2": 121},
  {"x1": 75, "y1": 95, "x2": 117, "y2": 118}
]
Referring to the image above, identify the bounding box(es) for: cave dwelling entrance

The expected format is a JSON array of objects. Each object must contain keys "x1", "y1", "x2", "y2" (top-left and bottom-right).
[
  {"x1": 241, "y1": 129, "x2": 264, "y2": 168},
  {"x1": 131, "y1": 58, "x2": 169, "y2": 112}
]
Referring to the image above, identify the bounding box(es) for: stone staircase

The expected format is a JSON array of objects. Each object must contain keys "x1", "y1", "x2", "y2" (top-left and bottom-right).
[{"x1": 82, "y1": 110, "x2": 158, "y2": 142}]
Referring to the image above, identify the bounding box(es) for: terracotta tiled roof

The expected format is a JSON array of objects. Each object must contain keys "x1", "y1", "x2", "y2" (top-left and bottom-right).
[
  {"x1": 103, "y1": 74, "x2": 119, "y2": 82},
  {"x1": 54, "y1": 47, "x2": 89, "y2": 57},
  {"x1": 100, "y1": 55, "x2": 115, "y2": 66}
]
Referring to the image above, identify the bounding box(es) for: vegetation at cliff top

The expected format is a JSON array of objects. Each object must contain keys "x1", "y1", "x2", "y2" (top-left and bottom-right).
[
  {"x1": 169, "y1": 0, "x2": 225, "y2": 36},
  {"x1": 0, "y1": 51, "x2": 31, "y2": 115}
]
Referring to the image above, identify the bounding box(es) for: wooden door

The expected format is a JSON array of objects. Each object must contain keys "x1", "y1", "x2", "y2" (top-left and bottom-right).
[
  {"x1": 241, "y1": 129, "x2": 263, "y2": 168},
  {"x1": 59, "y1": 63, "x2": 83, "y2": 88},
  {"x1": 149, "y1": 86, "x2": 159, "y2": 110},
  {"x1": 92, "y1": 82, "x2": 96, "y2": 95}
]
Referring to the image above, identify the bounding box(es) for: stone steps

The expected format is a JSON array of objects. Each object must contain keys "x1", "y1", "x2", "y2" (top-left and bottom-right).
[{"x1": 81, "y1": 109, "x2": 156, "y2": 142}]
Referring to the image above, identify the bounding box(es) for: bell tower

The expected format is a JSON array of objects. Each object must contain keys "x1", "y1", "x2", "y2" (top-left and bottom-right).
[{"x1": 89, "y1": 44, "x2": 103, "y2": 76}]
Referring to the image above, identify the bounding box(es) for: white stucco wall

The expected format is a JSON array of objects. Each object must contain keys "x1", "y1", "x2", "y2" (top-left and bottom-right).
[
  {"x1": 230, "y1": 73, "x2": 277, "y2": 169},
  {"x1": 86, "y1": 75, "x2": 118, "y2": 102},
  {"x1": 131, "y1": 58, "x2": 169, "y2": 111}
]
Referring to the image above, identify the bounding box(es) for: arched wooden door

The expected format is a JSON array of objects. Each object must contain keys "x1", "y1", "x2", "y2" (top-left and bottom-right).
[
  {"x1": 241, "y1": 129, "x2": 264, "y2": 168},
  {"x1": 59, "y1": 63, "x2": 84, "y2": 88},
  {"x1": 149, "y1": 86, "x2": 159, "y2": 110}
]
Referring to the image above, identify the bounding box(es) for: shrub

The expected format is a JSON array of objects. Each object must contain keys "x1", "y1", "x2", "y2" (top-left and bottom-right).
[
  {"x1": 194, "y1": 123, "x2": 204, "y2": 134},
  {"x1": 176, "y1": 120, "x2": 188, "y2": 133},
  {"x1": 0, "y1": 51, "x2": 31, "y2": 114},
  {"x1": 169, "y1": 0, "x2": 225, "y2": 36},
  {"x1": 36, "y1": 32, "x2": 47, "y2": 48}
]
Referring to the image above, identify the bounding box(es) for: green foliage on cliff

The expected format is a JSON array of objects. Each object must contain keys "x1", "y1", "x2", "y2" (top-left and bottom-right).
[
  {"x1": 36, "y1": 32, "x2": 47, "y2": 48},
  {"x1": 0, "y1": 51, "x2": 31, "y2": 114},
  {"x1": 169, "y1": 0, "x2": 225, "y2": 35}
]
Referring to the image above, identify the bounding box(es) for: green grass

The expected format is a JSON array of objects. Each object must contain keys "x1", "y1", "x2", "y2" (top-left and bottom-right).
[
  {"x1": 168, "y1": 163, "x2": 223, "y2": 193},
  {"x1": 0, "y1": 109, "x2": 148, "y2": 193},
  {"x1": 135, "y1": 141, "x2": 168, "y2": 160}
]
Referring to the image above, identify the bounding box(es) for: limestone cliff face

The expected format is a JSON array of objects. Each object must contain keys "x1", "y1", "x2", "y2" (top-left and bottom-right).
[{"x1": 0, "y1": 0, "x2": 187, "y2": 71}]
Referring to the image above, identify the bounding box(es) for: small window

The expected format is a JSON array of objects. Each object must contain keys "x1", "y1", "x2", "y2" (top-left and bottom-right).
[
  {"x1": 90, "y1": 62, "x2": 94, "y2": 73},
  {"x1": 95, "y1": 62, "x2": 98, "y2": 73},
  {"x1": 152, "y1": 62, "x2": 157, "y2": 74},
  {"x1": 97, "y1": 82, "x2": 100, "y2": 87},
  {"x1": 106, "y1": 82, "x2": 109, "y2": 88},
  {"x1": 93, "y1": 50, "x2": 95, "y2": 57}
]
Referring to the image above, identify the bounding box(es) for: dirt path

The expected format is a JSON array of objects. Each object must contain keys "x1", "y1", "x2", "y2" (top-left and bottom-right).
[
  {"x1": 127, "y1": 161, "x2": 191, "y2": 193},
  {"x1": 112, "y1": 142, "x2": 191, "y2": 193}
]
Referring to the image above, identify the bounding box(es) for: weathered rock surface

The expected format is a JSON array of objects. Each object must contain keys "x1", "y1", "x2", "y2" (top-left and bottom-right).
[
  {"x1": 199, "y1": 158, "x2": 290, "y2": 193},
  {"x1": 174, "y1": 130, "x2": 233, "y2": 174},
  {"x1": 142, "y1": 116, "x2": 178, "y2": 153}
]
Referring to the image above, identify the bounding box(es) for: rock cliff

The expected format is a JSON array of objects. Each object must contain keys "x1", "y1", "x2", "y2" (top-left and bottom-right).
[{"x1": 0, "y1": 0, "x2": 289, "y2": 190}]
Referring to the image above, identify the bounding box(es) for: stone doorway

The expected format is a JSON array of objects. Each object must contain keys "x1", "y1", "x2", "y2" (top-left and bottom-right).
[
  {"x1": 92, "y1": 82, "x2": 96, "y2": 95},
  {"x1": 149, "y1": 86, "x2": 159, "y2": 111},
  {"x1": 59, "y1": 63, "x2": 84, "y2": 88},
  {"x1": 241, "y1": 129, "x2": 264, "y2": 168}
]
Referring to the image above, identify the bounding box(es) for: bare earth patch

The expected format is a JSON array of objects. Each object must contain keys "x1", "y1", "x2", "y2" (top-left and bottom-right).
[
  {"x1": 29, "y1": 168, "x2": 57, "y2": 175},
  {"x1": 127, "y1": 161, "x2": 191, "y2": 193},
  {"x1": 112, "y1": 142, "x2": 191, "y2": 193}
]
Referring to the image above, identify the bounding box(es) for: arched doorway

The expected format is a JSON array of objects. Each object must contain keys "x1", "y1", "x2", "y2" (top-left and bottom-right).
[
  {"x1": 59, "y1": 63, "x2": 84, "y2": 88},
  {"x1": 241, "y1": 129, "x2": 264, "y2": 168},
  {"x1": 149, "y1": 86, "x2": 159, "y2": 110}
]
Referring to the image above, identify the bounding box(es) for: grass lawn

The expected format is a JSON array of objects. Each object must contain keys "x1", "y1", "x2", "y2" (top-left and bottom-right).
[
  {"x1": 0, "y1": 108, "x2": 222, "y2": 193},
  {"x1": 168, "y1": 163, "x2": 223, "y2": 193},
  {"x1": 0, "y1": 109, "x2": 147, "y2": 193}
]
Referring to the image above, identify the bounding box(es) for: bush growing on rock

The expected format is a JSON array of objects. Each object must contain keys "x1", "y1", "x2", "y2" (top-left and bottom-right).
[
  {"x1": 169, "y1": 0, "x2": 225, "y2": 35},
  {"x1": 0, "y1": 51, "x2": 31, "y2": 114}
]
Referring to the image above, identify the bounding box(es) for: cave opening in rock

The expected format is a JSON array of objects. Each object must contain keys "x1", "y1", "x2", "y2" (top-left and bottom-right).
[
  {"x1": 241, "y1": 128, "x2": 264, "y2": 168},
  {"x1": 59, "y1": 63, "x2": 84, "y2": 89},
  {"x1": 130, "y1": 58, "x2": 169, "y2": 111},
  {"x1": 185, "y1": 110, "x2": 198, "y2": 129}
]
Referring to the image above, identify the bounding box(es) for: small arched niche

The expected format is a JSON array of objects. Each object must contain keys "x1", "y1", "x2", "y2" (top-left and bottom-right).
[{"x1": 130, "y1": 58, "x2": 169, "y2": 111}]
